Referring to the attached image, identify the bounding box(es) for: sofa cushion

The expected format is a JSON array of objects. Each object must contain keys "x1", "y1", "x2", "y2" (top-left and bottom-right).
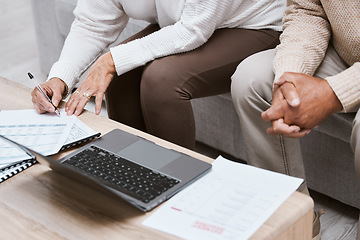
[
  {"x1": 316, "y1": 112, "x2": 355, "y2": 143},
  {"x1": 192, "y1": 93, "x2": 246, "y2": 160}
]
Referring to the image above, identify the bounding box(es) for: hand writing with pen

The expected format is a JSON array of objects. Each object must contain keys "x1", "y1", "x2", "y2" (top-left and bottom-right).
[{"x1": 30, "y1": 51, "x2": 115, "y2": 117}]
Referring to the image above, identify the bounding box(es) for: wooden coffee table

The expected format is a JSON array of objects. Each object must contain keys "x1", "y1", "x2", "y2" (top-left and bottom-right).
[{"x1": 0, "y1": 77, "x2": 313, "y2": 239}]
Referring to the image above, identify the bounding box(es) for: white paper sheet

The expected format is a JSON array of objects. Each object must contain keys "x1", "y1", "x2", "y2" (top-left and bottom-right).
[
  {"x1": 64, "y1": 117, "x2": 98, "y2": 146},
  {"x1": 143, "y1": 156, "x2": 303, "y2": 240},
  {"x1": 0, "y1": 109, "x2": 75, "y2": 163},
  {"x1": 0, "y1": 137, "x2": 33, "y2": 165}
]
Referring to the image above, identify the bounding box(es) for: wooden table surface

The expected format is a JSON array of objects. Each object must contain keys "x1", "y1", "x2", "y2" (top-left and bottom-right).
[{"x1": 0, "y1": 77, "x2": 314, "y2": 239}]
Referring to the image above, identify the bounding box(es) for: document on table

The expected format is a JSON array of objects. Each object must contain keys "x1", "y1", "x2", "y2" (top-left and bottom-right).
[
  {"x1": 63, "y1": 115, "x2": 100, "y2": 147},
  {"x1": 143, "y1": 156, "x2": 303, "y2": 240},
  {"x1": 0, "y1": 137, "x2": 33, "y2": 168},
  {"x1": 0, "y1": 108, "x2": 75, "y2": 164}
]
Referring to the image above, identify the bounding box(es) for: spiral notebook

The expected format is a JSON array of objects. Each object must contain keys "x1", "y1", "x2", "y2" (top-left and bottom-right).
[
  {"x1": 0, "y1": 131, "x2": 100, "y2": 183},
  {"x1": 0, "y1": 159, "x2": 37, "y2": 183},
  {"x1": 0, "y1": 109, "x2": 100, "y2": 183},
  {"x1": 0, "y1": 133, "x2": 37, "y2": 183}
]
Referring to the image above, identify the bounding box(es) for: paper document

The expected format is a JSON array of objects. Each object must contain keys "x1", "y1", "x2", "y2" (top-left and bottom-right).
[
  {"x1": 0, "y1": 109, "x2": 75, "y2": 163},
  {"x1": 64, "y1": 117, "x2": 99, "y2": 146},
  {"x1": 143, "y1": 156, "x2": 303, "y2": 240},
  {"x1": 0, "y1": 137, "x2": 33, "y2": 165}
]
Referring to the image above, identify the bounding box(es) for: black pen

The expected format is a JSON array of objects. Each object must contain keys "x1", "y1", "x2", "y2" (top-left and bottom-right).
[{"x1": 27, "y1": 72, "x2": 60, "y2": 117}]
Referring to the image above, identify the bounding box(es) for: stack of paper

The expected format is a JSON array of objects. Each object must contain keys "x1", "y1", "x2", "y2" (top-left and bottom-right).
[
  {"x1": 0, "y1": 108, "x2": 99, "y2": 170},
  {"x1": 143, "y1": 156, "x2": 303, "y2": 240}
]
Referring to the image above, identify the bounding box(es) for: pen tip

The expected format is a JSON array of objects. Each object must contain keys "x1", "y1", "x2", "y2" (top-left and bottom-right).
[{"x1": 27, "y1": 72, "x2": 33, "y2": 79}]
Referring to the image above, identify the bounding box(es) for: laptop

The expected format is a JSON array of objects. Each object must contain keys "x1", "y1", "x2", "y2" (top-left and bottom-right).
[{"x1": 1, "y1": 129, "x2": 211, "y2": 212}]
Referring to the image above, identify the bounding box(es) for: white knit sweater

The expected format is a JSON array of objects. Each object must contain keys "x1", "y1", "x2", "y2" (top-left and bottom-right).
[{"x1": 48, "y1": 0, "x2": 285, "y2": 92}]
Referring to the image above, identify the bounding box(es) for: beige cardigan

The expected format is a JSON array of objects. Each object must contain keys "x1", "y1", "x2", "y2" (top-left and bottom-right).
[{"x1": 273, "y1": 0, "x2": 360, "y2": 112}]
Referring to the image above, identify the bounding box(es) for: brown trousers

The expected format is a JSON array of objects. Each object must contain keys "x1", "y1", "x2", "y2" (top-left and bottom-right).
[{"x1": 106, "y1": 24, "x2": 280, "y2": 149}]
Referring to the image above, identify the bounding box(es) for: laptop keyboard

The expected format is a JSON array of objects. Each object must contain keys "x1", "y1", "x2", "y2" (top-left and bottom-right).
[{"x1": 63, "y1": 145, "x2": 180, "y2": 203}]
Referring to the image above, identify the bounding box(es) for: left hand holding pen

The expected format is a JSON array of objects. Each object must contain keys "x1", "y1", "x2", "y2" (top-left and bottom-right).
[
  {"x1": 262, "y1": 72, "x2": 343, "y2": 137},
  {"x1": 65, "y1": 51, "x2": 116, "y2": 116}
]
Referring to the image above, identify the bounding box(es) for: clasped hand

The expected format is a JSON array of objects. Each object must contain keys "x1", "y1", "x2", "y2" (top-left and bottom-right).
[
  {"x1": 31, "y1": 52, "x2": 116, "y2": 116},
  {"x1": 261, "y1": 72, "x2": 342, "y2": 138}
]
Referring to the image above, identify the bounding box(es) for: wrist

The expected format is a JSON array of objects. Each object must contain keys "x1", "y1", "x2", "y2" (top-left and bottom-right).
[{"x1": 105, "y1": 51, "x2": 116, "y2": 74}]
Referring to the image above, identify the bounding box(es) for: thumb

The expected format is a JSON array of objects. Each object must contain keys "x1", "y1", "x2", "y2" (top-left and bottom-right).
[
  {"x1": 51, "y1": 89, "x2": 63, "y2": 107},
  {"x1": 261, "y1": 102, "x2": 285, "y2": 122}
]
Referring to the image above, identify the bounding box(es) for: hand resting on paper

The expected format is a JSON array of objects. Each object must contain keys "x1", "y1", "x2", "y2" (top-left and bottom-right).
[{"x1": 65, "y1": 51, "x2": 116, "y2": 116}]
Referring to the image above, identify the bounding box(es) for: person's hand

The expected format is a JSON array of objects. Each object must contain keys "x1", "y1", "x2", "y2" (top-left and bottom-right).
[
  {"x1": 262, "y1": 72, "x2": 343, "y2": 137},
  {"x1": 65, "y1": 51, "x2": 116, "y2": 116},
  {"x1": 31, "y1": 77, "x2": 67, "y2": 114},
  {"x1": 264, "y1": 81, "x2": 309, "y2": 138}
]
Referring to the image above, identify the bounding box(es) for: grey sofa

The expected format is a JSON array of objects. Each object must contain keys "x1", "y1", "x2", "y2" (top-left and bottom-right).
[{"x1": 31, "y1": 0, "x2": 360, "y2": 214}]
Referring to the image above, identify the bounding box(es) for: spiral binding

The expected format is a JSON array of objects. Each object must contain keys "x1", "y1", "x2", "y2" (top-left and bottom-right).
[
  {"x1": 60, "y1": 132, "x2": 101, "y2": 150},
  {"x1": 0, "y1": 159, "x2": 37, "y2": 183},
  {"x1": 0, "y1": 132, "x2": 99, "y2": 183}
]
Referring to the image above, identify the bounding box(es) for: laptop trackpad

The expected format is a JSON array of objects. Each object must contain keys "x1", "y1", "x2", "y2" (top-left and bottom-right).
[{"x1": 117, "y1": 139, "x2": 180, "y2": 169}]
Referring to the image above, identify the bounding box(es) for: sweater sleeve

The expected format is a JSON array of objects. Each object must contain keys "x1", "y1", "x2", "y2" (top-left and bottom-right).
[
  {"x1": 273, "y1": 0, "x2": 331, "y2": 81},
  {"x1": 110, "y1": 0, "x2": 232, "y2": 76},
  {"x1": 47, "y1": 0, "x2": 129, "y2": 92},
  {"x1": 326, "y1": 63, "x2": 360, "y2": 112}
]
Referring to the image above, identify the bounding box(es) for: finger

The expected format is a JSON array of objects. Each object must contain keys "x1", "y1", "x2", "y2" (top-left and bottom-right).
[
  {"x1": 94, "y1": 93, "x2": 104, "y2": 115},
  {"x1": 33, "y1": 101, "x2": 47, "y2": 114},
  {"x1": 47, "y1": 77, "x2": 68, "y2": 106},
  {"x1": 261, "y1": 102, "x2": 285, "y2": 122},
  {"x1": 264, "y1": 88, "x2": 286, "y2": 127},
  {"x1": 271, "y1": 86, "x2": 284, "y2": 105},
  {"x1": 283, "y1": 129, "x2": 311, "y2": 138},
  {"x1": 31, "y1": 88, "x2": 47, "y2": 112},
  {"x1": 74, "y1": 95, "x2": 89, "y2": 116},
  {"x1": 66, "y1": 89, "x2": 80, "y2": 110},
  {"x1": 65, "y1": 94, "x2": 80, "y2": 115},
  {"x1": 280, "y1": 83, "x2": 300, "y2": 107},
  {"x1": 274, "y1": 72, "x2": 296, "y2": 85},
  {"x1": 50, "y1": 88, "x2": 63, "y2": 107},
  {"x1": 266, "y1": 118, "x2": 301, "y2": 135},
  {"x1": 34, "y1": 88, "x2": 56, "y2": 113},
  {"x1": 32, "y1": 91, "x2": 49, "y2": 114},
  {"x1": 66, "y1": 88, "x2": 85, "y2": 114},
  {"x1": 31, "y1": 90, "x2": 43, "y2": 113},
  {"x1": 68, "y1": 89, "x2": 92, "y2": 116},
  {"x1": 41, "y1": 85, "x2": 61, "y2": 112}
]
